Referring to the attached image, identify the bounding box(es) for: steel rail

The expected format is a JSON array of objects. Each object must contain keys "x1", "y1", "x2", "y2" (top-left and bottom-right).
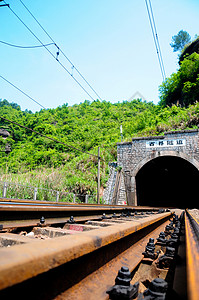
[
  {"x1": 0, "y1": 211, "x2": 172, "y2": 299},
  {"x1": 185, "y1": 209, "x2": 199, "y2": 300},
  {"x1": 0, "y1": 200, "x2": 161, "y2": 229},
  {"x1": 0, "y1": 204, "x2": 148, "y2": 211},
  {"x1": 0, "y1": 197, "x2": 158, "y2": 208}
]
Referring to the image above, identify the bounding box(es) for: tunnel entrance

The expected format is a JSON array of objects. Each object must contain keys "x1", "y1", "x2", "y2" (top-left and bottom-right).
[{"x1": 136, "y1": 156, "x2": 199, "y2": 208}]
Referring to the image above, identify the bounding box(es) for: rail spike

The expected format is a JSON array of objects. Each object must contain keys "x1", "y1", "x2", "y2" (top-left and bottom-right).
[
  {"x1": 142, "y1": 238, "x2": 157, "y2": 260},
  {"x1": 156, "y1": 231, "x2": 166, "y2": 245},
  {"x1": 106, "y1": 266, "x2": 139, "y2": 299},
  {"x1": 138, "y1": 278, "x2": 168, "y2": 300},
  {"x1": 157, "y1": 246, "x2": 175, "y2": 269}
]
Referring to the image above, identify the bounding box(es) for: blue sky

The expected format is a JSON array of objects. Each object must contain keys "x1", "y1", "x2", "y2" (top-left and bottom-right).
[{"x1": 0, "y1": 0, "x2": 199, "y2": 112}]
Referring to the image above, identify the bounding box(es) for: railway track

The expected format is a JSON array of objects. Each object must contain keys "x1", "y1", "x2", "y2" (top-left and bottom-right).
[{"x1": 0, "y1": 200, "x2": 198, "y2": 299}]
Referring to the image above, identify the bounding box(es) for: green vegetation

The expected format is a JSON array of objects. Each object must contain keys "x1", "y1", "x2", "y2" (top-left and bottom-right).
[
  {"x1": 160, "y1": 30, "x2": 199, "y2": 107},
  {"x1": 1, "y1": 97, "x2": 199, "y2": 199},
  {"x1": 1, "y1": 29, "x2": 199, "y2": 198},
  {"x1": 179, "y1": 36, "x2": 199, "y2": 63},
  {"x1": 1, "y1": 31, "x2": 199, "y2": 201},
  {"x1": 159, "y1": 53, "x2": 199, "y2": 107}
]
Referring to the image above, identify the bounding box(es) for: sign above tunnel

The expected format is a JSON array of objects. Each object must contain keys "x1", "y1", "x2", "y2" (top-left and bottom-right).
[{"x1": 146, "y1": 139, "x2": 186, "y2": 148}]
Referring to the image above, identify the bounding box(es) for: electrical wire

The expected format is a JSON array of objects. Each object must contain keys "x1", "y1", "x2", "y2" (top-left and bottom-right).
[
  {"x1": 145, "y1": 0, "x2": 166, "y2": 81},
  {"x1": 3, "y1": 0, "x2": 97, "y2": 101},
  {"x1": 0, "y1": 75, "x2": 47, "y2": 110},
  {"x1": 0, "y1": 40, "x2": 55, "y2": 49},
  {"x1": 0, "y1": 74, "x2": 120, "y2": 162},
  {"x1": 0, "y1": 72, "x2": 118, "y2": 160},
  {"x1": 1, "y1": 2, "x2": 123, "y2": 162},
  {"x1": 0, "y1": 116, "x2": 105, "y2": 161},
  {"x1": 145, "y1": 0, "x2": 164, "y2": 80},
  {"x1": 148, "y1": 0, "x2": 166, "y2": 80},
  {"x1": 19, "y1": 0, "x2": 102, "y2": 101},
  {"x1": 0, "y1": 75, "x2": 106, "y2": 160}
]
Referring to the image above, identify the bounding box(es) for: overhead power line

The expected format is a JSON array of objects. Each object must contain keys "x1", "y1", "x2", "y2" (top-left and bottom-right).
[
  {"x1": 2, "y1": 0, "x2": 93, "y2": 101},
  {"x1": 145, "y1": 0, "x2": 166, "y2": 81},
  {"x1": 0, "y1": 75, "x2": 107, "y2": 162},
  {"x1": 19, "y1": 0, "x2": 102, "y2": 101},
  {"x1": 0, "y1": 116, "x2": 105, "y2": 161},
  {"x1": 148, "y1": 0, "x2": 166, "y2": 80},
  {"x1": 3, "y1": 0, "x2": 102, "y2": 101},
  {"x1": 0, "y1": 75, "x2": 47, "y2": 110},
  {"x1": 0, "y1": 40, "x2": 55, "y2": 49}
]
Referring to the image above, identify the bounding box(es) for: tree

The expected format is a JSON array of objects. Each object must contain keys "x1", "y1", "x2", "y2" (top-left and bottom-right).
[
  {"x1": 170, "y1": 30, "x2": 191, "y2": 52},
  {"x1": 159, "y1": 53, "x2": 199, "y2": 107}
]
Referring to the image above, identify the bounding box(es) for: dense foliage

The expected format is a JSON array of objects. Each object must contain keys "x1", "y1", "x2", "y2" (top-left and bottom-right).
[
  {"x1": 159, "y1": 53, "x2": 199, "y2": 107},
  {"x1": 1, "y1": 98, "x2": 199, "y2": 197},
  {"x1": 179, "y1": 37, "x2": 199, "y2": 63}
]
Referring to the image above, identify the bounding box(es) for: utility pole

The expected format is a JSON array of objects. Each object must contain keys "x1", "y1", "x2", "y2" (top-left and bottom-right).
[{"x1": 97, "y1": 147, "x2": 100, "y2": 204}]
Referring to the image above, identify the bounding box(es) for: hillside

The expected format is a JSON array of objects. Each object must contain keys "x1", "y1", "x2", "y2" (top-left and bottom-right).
[
  {"x1": 1, "y1": 98, "x2": 199, "y2": 198},
  {"x1": 179, "y1": 37, "x2": 199, "y2": 63}
]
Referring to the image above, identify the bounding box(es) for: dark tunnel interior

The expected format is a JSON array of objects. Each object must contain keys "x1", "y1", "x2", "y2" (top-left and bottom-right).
[{"x1": 136, "y1": 156, "x2": 199, "y2": 208}]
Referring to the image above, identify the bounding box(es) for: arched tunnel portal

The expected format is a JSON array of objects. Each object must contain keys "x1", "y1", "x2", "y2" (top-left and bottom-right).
[{"x1": 135, "y1": 156, "x2": 199, "y2": 208}]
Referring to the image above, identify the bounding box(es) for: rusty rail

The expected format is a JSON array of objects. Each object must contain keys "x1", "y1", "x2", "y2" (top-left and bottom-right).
[
  {"x1": 185, "y1": 209, "x2": 199, "y2": 300},
  {"x1": 0, "y1": 199, "x2": 160, "y2": 229},
  {"x1": 0, "y1": 209, "x2": 172, "y2": 299}
]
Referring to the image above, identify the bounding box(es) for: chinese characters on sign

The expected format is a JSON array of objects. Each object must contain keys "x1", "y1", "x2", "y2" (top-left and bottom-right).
[{"x1": 146, "y1": 139, "x2": 186, "y2": 148}]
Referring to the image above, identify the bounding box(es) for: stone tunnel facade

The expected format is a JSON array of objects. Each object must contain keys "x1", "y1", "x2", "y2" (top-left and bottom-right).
[{"x1": 117, "y1": 129, "x2": 199, "y2": 207}]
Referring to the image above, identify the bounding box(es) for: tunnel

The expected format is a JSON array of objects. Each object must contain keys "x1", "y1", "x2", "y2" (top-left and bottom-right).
[{"x1": 135, "y1": 156, "x2": 199, "y2": 208}]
